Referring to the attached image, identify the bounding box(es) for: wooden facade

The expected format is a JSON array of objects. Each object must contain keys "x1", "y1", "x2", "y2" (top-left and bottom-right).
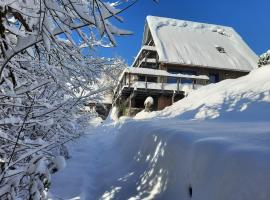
[{"x1": 113, "y1": 65, "x2": 209, "y2": 117}]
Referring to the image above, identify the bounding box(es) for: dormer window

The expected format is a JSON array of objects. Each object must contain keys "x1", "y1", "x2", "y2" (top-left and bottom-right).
[{"x1": 215, "y1": 45, "x2": 226, "y2": 53}]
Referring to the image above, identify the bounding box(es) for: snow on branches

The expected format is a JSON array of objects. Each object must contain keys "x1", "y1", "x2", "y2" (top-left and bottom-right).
[
  {"x1": 0, "y1": 0, "x2": 133, "y2": 199},
  {"x1": 0, "y1": 52, "x2": 126, "y2": 198},
  {"x1": 0, "y1": 0, "x2": 133, "y2": 78},
  {"x1": 258, "y1": 50, "x2": 270, "y2": 67}
]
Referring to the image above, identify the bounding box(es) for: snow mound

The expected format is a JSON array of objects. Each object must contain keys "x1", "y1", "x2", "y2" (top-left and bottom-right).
[
  {"x1": 97, "y1": 120, "x2": 270, "y2": 200},
  {"x1": 144, "y1": 96, "x2": 154, "y2": 106},
  {"x1": 50, "y1": 119, "x2": 270, "y2": 200},
  {"x1": 135, "y1": 66, "x2": 270, "y2": 121}
]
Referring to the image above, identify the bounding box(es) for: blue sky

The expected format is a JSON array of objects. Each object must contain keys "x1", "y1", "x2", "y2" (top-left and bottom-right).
[{"x1": 98, "y1": 0, "x2": 270, "y2": 65}]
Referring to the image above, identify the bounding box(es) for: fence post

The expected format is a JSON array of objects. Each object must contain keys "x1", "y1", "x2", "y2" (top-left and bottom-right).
[
  {"x1": 177, "y1": 78, "x2": 180, "y2": 92},
  {"x1": 145, "y1": 76, "x2": 148, "y2": 90},
  {"x1": 128, "y1": 73, "x2": 131, "y2": 88},
  {"x1": 161, "y1": 76, "x2": 164, "y2": 91}
]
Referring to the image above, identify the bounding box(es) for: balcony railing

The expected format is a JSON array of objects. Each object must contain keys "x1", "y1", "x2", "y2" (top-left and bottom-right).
[{"x1": 113, "y1": 68, "x2": 209, "y2": 102}]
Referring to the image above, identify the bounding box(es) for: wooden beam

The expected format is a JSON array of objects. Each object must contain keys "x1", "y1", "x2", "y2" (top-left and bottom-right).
[
  {"x1": 177, "y1": 78, "x2": 180, "y2": 93},
  {"x1": 161, "y1": 77, "x2": 164, "y2": 91},
  {"x1": 172, "y1": 91, "x2": 176, "y2": 104},
  {"x1": 128, "y1": 73, "x2": 131, "y2": 88},
  {"x1": 145, "y1": 76, "x2": 148, "y2": 90},
  {"x1": 128, "y1": 90, "x2": 137, "y2": 116}
]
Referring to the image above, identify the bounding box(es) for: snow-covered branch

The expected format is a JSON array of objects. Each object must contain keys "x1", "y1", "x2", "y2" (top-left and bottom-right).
[{"x1": 0, "y1": 0, "x2": 133, "y2": 198}]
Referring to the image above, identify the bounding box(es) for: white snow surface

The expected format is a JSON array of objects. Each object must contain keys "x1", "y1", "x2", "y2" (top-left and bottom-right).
[
  {"x1": 145, "y1": 16, "x2": 258, "y2": 72},
  {"x1": 129, "y1": 81, "x2": 203, "y2": 95},
  {"x1": 144, "y1": 96, "x2": 154, "y2": 107},
  {"x1": 50, "y1": 66, "x2": 270, "y2": 200},
  {"x1": 123, "y1": 67, "x2": 209, "y2": 80}
]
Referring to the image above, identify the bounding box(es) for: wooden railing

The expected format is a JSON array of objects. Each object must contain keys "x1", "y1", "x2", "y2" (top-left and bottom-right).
[{"x1": 113, "y1": 68, "x2": 209, "y2": 102}]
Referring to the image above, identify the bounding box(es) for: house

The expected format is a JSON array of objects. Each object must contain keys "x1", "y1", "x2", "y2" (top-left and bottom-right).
[{"x1": 113, "y1": 16, "x2": 258, "y2": 117}]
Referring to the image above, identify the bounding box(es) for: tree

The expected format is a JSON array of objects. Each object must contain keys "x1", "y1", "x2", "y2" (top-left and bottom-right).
[
  {"x1": 0, "y1": 0, "x2": 147, "y2": 199},
  {"x1": 0, "y1": 0, "x2": 135, "y2": 77},
  {"x1": 258, "y1": 50, "x2": 270, "y2": 67}
]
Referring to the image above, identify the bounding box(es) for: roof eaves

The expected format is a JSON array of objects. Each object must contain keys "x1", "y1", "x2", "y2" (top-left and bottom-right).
[{"x1": 160, "y1": 61, "x2": 254, "y2": 73}]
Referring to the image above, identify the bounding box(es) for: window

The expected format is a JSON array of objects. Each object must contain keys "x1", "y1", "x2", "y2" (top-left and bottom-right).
[
  {"x1": 167, "y1": 76, "x2": 178, "y2": 83},
  {"x1": 167, "y1": 69, "x2": 179, "y2": 83},
  {"x1": 181, "y1": 70, "x2": 197, "y2": 84},
  {"x1": 138, "y1": 75, "x2": 145, "y2": 81},
  {"x1": 147, "y1": 76, "x2": 157, "y2": 83},
  {"x1": 209, "y1": 73, "x2": 220, "y2": 83},
  {"x1": 138, "y1": 76, "x2": 157, "y2": 83},
  {"x1": 167, "y1": 69, "x2": 197, "y2": 84},
  {"x1": 215, "y1": 46, "x2": 226, "y2": 53}
]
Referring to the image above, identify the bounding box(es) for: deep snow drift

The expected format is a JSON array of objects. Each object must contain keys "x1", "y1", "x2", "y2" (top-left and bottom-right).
[
  {"x1": 50, "y1": 66, "x2": 270, "y2": 200},
  {"x1": 106, "y1": 120, "x2": 270, "y2": 200}
]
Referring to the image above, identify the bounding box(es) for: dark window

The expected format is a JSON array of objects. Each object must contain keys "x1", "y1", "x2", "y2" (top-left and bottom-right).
[
  {"x1": 209, "y1": 73, "x2": 220, "y2": 83},
  {"x1": 138, "y1": 76, "x2": 157, "y2": 83},
  {"x1": 141, "y1": 63, "x2": 158, "y2": 69},
  {"x1": 215, "y1": 46, "x2": 226, "y2": 53},
  {"x1": 138, "y1": 76, "x2": 145, "y2": 81},
  {"x1": 180, "y1": 70, "x2": 197, "y2": 84},
  {"x1": 167, "y1": 69, "x2": 178, "y2": 83},
  {"x1": 167, "y1": 69, "x2": 197, "y2": 84},
  {"x1": 147, "y1": 76, "x2": 157, "y2": 83},
  {"x1": 167, "y1": 77, "x2": 178, "y2": 83}
]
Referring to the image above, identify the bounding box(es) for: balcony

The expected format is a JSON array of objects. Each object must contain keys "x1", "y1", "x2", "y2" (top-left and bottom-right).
[{"x1": 113, "y1": 67, "x2": 209, "y2": 104}]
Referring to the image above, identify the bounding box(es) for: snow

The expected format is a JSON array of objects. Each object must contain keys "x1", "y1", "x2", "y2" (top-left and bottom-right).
[
  {"x1": 258, "y1": 50, "x2": 270, "y2": 67},
  {"x1": 144, "y1": 16, "x2": 259, "y2": 72},
  {"x1": 144, "y1": 97, "x2": 154, "y2": 107},
  {"x1": 53, "y1": 156, "x2": 66, "y2": 172},
  {"x1": 131, "y1": 45, "x2": 157, "y2": 68},
  {"x1": 50, "y1": 121, "x2": 270, "y2": 200},
  {"x1": 123, "y1": 67, "x2": 209, "y2": 80},
  {"x1": 50, "y1": 66, "x2": 270, "y2": 200},
  {"x1": 128, "y1": 81, "x2": 203, "y2": 94},
  {"x1": 49, "y1": 125, "x2": 117, "y2": 200}
]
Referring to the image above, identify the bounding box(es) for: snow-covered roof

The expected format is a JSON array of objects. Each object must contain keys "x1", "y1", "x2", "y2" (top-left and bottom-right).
[
  {"x1": 143, "y1": 16, "x2": 258, "y2": 72},
  {"x1": 131, "y1": 45, "x2": 157, "y2": 68}
]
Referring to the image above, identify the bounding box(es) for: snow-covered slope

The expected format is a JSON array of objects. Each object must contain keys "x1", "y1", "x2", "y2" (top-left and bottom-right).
[
  {"x1": 135, "y1": 65, "x2": 270, "y2": 121},
  {"x1": 100, "y1": 66, "x2": 270, "y2": 199},
  {"x1": 107, "y1": 120, "x2": 270, "y2": 200},
  {"x1": 51, "y1": 66, "x2": 270, "y2": 200}
]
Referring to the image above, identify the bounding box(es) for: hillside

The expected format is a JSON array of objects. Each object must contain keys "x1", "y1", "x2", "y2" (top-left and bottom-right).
[{"x1": 50, "y1": 66, "x2": 270, "y2": 200}]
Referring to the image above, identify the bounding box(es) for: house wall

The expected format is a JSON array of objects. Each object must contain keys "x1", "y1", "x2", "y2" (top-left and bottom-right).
[
  {"x1": 160, "y1": 63, "x2": 248, "y2": 84},
  {"x1": 158, "y1": 95, "x2": 172, "y2": 110}
]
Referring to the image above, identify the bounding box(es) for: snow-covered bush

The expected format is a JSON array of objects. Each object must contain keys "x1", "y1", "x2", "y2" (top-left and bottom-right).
[
  {"x1": 144, "y1": 96, "x2": 154, "y2": 112},
  {"x1": 258, "y1": 50, "x2": 270, "y2": 67},
  {"x1": 0, "y1": 0, "x2": 138, "y2": 199}
]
